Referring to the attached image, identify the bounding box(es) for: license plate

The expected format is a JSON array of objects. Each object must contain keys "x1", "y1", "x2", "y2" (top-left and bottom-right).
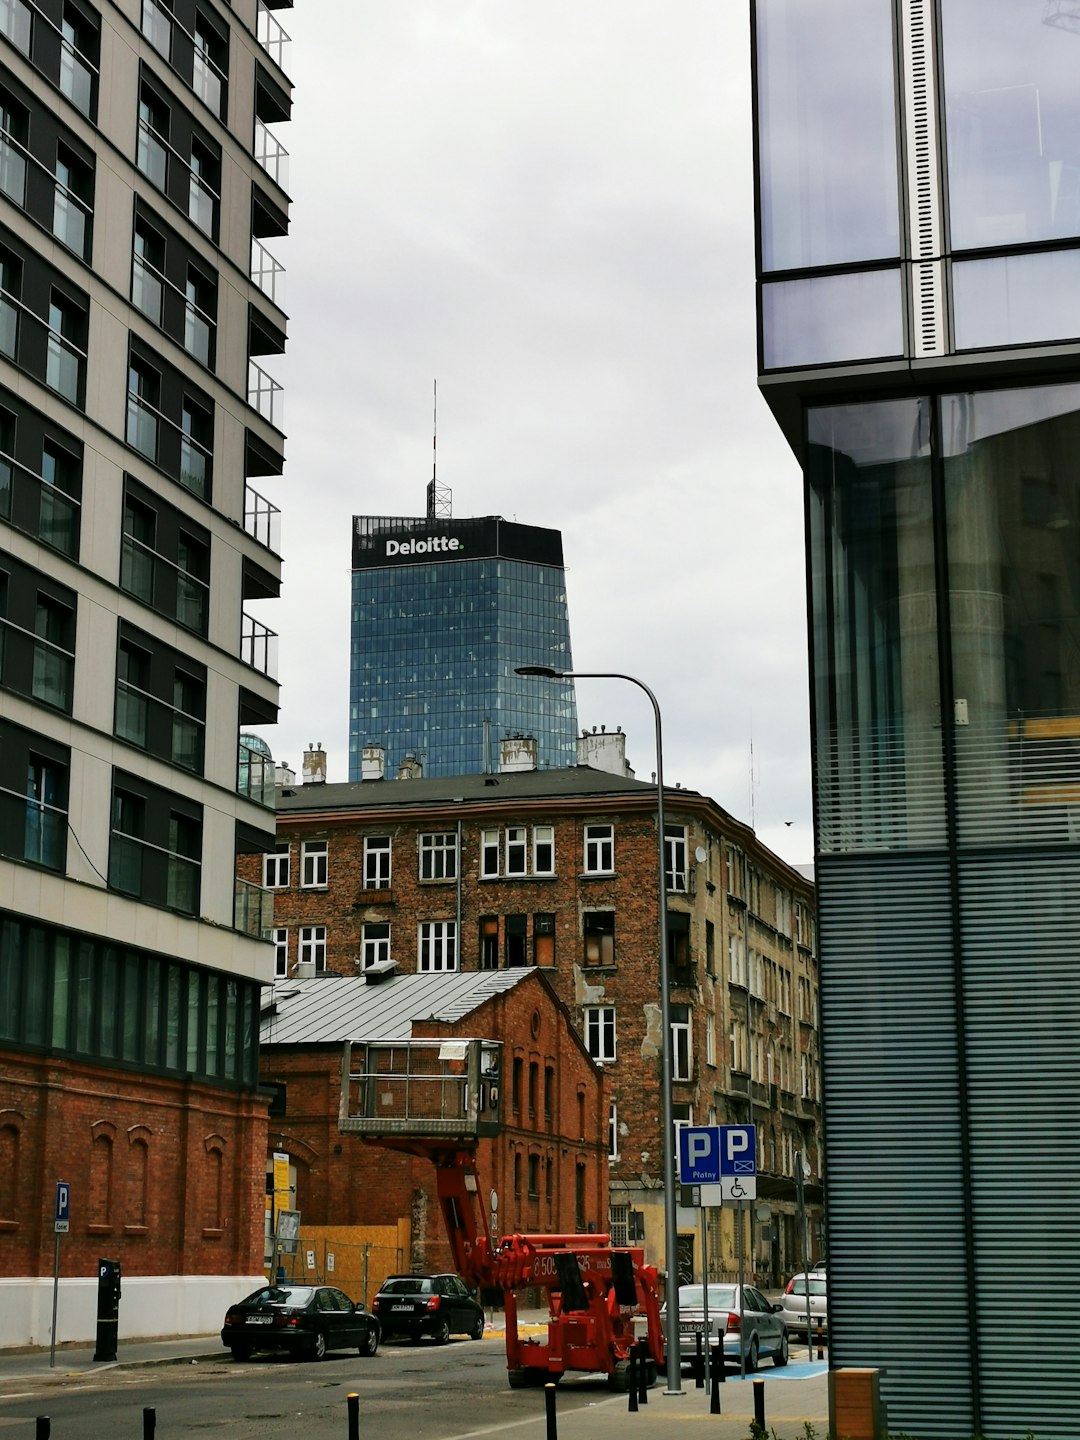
[
  {"x1": 679, "y1": 1323, "x2": 705, "y2": 1335},
  {"x1": 391, "y1": 1305, "x2": 413, "y2": 1312},
  {"x1": 248, "y1": 1315, "x2": 272, "y2": 1325}
]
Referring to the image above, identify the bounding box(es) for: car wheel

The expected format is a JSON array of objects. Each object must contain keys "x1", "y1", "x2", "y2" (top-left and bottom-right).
[
  {"x1": 469, "y1": 1314, "x2": 485, "y2": 1341},
  {"x1": 773, "y1": 1331, "x2": 789, "y2": 1368},
  {"x1": 310, "y1": 1329, "x2": 327, "y2": 1361},
  {"x1": 432, "y1": 1319, "x2": 451, "y2": 1346},
  {"x1": 745, "y1": 1336, "x2": 759, "y2": 1373},
  {"x1": 229, "y1": 1344, "x2": 252, "y2": 1362},
  {"x1": 360, "y1": 1325, "x2": 379, "y2": 1357}
]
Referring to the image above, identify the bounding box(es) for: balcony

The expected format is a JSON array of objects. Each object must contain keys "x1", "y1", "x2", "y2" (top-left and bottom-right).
[
  {"x1": 234, "y1": 876, "x2": 273, "y2": 937},
  {"x1": 254, "y1": 118, "x2": 289, "y2": 192},
  {"x1": 244, "y1": 484, "x2": 281, "y2": 553},
  {"x1": 241, "y1": 611, "x2": 278, "y2": 677},
  {"x1": 339, "y1": 1038, "x2": 503, "y2": 1142},
  {"x1": 257, "y1": 0, "x2": 291, "y2": 72},
  {"x1": 238, "y1": 737, "x2": 276, "y2": 807},
  {"x1": 0, "y1": 0, "x2": 31, "y2": 56},
  {"x1": 248, "y1": 359, "x2": 284, "y2": 430},
  {"x1": 251, "y1": 237, "x2": 285, "y2": 308}
]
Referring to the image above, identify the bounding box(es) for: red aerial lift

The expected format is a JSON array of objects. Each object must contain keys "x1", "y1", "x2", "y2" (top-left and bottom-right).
[{"x1": 339, "y1": 1037, "x2": 665, "y2": 1389}]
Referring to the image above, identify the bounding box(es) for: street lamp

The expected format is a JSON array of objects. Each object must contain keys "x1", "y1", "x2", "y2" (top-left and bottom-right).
[{"x1": 515, "y1": 665, "x2": 683, "y2": 1393}]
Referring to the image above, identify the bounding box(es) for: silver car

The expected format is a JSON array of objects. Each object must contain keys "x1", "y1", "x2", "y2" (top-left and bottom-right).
[
  {"x1": 778, "y1": 1270, "x2": 827, "y2": 1338},
  {"x1": 662, "y1": 1283, "x2": 788, "y2": 1371}
]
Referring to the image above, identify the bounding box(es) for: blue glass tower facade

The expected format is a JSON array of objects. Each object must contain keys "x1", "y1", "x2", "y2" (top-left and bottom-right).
[
  {"x1": 349, "y1": 514, "x2": 577, "y2": 778},
  {"x1": 753, "y1": 3, "x2": 1080, "y2": 1437}
]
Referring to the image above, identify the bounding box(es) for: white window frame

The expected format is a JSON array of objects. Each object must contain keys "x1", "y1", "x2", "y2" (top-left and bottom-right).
[
  {"x1": 481, "y1": 828, "x2": 500, "y2": 878},
  {"x1": 583, "y1": 823, "x2": 613, "y2": 874},
  {"x1": 608, "y1": 1100, "x2": 619, "y2": 1160},
  {"x1": 664, "y1": 823, "x2": 688, "y2": 892},
  {"x1": 419, "y1": 831, "x2": 457, "y2": 881},
  {"x1": 300, "y1": 839, "x2": 327, "y2": 889},
  {"x1": 363, "y1": 835, "x2": 391, "y2": 889},
  {"x1": 584, "y1": 1005, "x2": 616, "y2": 1063},
  {"x1": 419, "y1": 919, "x2": 457, "y2": 972},
  {"x1": 532, "y1": 825, "x2": 554, "y2": 875},
  {"x1": 705, "y1": 1012, "x2": 716, "y2": 1067},
  {"x1": 362, "y1": 922, "x2": 391, "y2": 969},
  {"x1": 299, "y1": 924, "x2": 326, "y2": 972},
  {"x1": 505, "y1": 826, "x2": 527, "y2": 875},
  {"x1": 671, "y1": 1005, "x2": 692, "y2": 1081},
  {"x1": 272, "y1": 926, "x2": 288, "y2": 978},
  {"x1": 263, "y1": 844, "x2": 290, "y2": 889}
]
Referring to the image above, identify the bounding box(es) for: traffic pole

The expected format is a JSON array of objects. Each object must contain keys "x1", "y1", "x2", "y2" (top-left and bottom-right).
[
  {"x1": 753, "y1": 1378, "x2": 766, "y2": 1433},
  {"x1": 544, "y1": 1382, "x2": 558, "y2": 1440},
  {"x1": 347, "y1": 1392, "x2": 359, "y2": 1440}
]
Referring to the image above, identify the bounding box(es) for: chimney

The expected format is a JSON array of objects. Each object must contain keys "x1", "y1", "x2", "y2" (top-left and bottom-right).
[
  {"x1": 576, "y1": 726, "x2": 633, "y2": 777},
  {"x1": 275, "y1": 760, "x2": 296, "y2": 787},
  {"x1": 302, "y1": 743, "x2": 327, "y2": 786},
  {"x1": 397, "y1": 752, "x2": 423, "y2": 780},
  {"x1": 499, "y1": 734, "x2": 538, "y2": 773},
  {"x1": 361, "y1": 744, "x2": 385, "y2": 782}
]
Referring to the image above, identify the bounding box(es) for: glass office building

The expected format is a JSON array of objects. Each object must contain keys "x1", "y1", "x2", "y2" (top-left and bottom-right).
[
  {"x1": 349, "y1": 514, "x2": 578, "y2": 778},
  {"x1": 752, "y1": 3, "x2": 1080, "y2": 1436}
]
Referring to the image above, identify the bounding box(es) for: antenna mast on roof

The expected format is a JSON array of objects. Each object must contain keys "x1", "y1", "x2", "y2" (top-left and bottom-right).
[{"x1": 426, "y1": 379, "x2": 452, "y2": 521}]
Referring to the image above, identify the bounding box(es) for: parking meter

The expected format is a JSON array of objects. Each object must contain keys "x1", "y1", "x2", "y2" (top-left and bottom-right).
[{"x1": 93, "y1": 1258, "x2": 122, "y2": 1361}]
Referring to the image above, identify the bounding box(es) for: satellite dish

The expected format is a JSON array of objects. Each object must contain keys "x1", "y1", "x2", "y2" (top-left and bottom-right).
[{"x1": 694, "y1": 846, "x2": 708, "y2": 863}]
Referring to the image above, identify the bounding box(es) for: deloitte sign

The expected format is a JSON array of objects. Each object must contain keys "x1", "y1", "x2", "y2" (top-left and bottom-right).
[{"x1": 385, "y1": 535, "x2": 463, "y2": 558}]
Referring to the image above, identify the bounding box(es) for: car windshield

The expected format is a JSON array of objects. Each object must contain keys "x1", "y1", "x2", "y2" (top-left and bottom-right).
[
  {"x1": 677, "y1": 1286, "x2": 737, "y2": 1310},
  {"x1": 381, "y1": 1277, "x2": 433, "y2": 1295},
  {"x1": 790, "y1": 1279, "x2": 827, "y2": 1296},
  {"x1": 244, "y1": 1286, "x2": 315, "y2": 1306}
]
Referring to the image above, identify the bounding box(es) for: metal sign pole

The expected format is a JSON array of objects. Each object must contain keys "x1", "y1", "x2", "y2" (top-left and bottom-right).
[
  {"x1": 737, "y1": 1203, "x2": 746, "y2": 1379},
  {"x1": 50, "y1": 1231, "x2": 60, "y2": 1368}
]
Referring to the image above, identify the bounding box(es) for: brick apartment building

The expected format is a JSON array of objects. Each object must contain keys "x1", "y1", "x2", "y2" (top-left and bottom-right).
[
  {"x1": 260, "y1": 966, "x2": 607, "y2": 1282},
  {"x1": 243, "y1": 733, "x2": 823, "y2": 1286}
]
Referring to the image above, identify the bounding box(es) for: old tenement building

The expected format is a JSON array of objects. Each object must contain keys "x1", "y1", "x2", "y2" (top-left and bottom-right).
[{"x1": 249, "y1": 737, "x2": 822, "y2": 1285}]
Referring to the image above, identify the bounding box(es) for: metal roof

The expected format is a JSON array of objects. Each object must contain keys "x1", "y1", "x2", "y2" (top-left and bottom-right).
[{"x1": 260, "y1": 968, "x2": 536, "y2": 1046}]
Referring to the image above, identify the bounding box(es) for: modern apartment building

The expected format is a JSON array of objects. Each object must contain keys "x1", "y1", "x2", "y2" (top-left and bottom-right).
[
  {"x1": 751, "y1": 2, "x2": 1080, "y2": 1434},
  {"x1": 349, "y1": 508, "x2": 578, "y2": 779},
  {"x1": 0, "y1": 0, "x2": 291, "y2": 1346},
  {"x1": 243, "y1": 739, "x2": 822, "y2": 1289}
]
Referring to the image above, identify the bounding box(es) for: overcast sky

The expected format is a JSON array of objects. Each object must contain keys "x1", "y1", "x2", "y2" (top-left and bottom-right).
[{"x1": 252, "y1": 1, "x2": 812, "y2": 868}]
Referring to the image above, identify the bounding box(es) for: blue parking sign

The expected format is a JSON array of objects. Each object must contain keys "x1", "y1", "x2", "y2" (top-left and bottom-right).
[
  {"x1": 719, "y1": 1125, "x2": 756, "y2": 1177},
  {"x1": 678, "y1": 1125, "x2": 721, "y2": 1183}
]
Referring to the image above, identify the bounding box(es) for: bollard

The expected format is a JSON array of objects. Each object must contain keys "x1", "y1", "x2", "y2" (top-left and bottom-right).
[
  {"x1": 36, "y1": 1419, "x2": 50, "y2": 1440},
  {"x1": 714, "y1": 1340, "x2": 725, "y2": 1383},
  {"x1": 637, "y1": 1342, "x2": 649, "y2": 1406},
  {"x1": 816, "y1": 1323, "x2": 825, "y2": 1360},
  {"x1": 545, "y1": 1382, "x2": 558, "y2": 1440},
  {"x1": 627, "y1": 1347, "x2": 638, "y2": 1413},
  {"x1": 143, "y1": 1407, "x2": 156, "y2": 1440},
  {"x1": 710, "y1": 1354, "x2": 722, "y2": 1415},
  {"x1": 753, "y1": 1377, "x2": 766, "y2": 1433},
  {"x1": 694, "y1": 1331, "x2": 704, "y2": 1389},
  {"x1": 347, "y1": 1391, "x2": 359, "y2": 1440}
]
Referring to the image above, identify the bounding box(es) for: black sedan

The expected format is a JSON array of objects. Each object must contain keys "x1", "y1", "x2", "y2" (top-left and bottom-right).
[
  {"x1": 371, "y1": 1273, "x2": 485, "y2": 1344},
  {"x1": 221, "y1": 1283, "x2": 381, "y2": 1361}
]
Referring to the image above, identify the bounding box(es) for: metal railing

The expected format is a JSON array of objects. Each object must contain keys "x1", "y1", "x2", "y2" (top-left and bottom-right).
[
  {"x1": 339, "y1": 1037, "x2": 503, "y2": 1140},
  {"x1": 244, "y1": 484, "x2": 281, "y2": 553},
  {"x1": 60, "y1": 34, "x2": 96, "y2": 118},
  {"x1": 250, "y1": 236, "x2": 285, "y2": 307},
  {"x1": 238, "y1": 738, "x2": 276, "y2": 807},
  {"x1": 120, "y1": 532, "x2": 209, "y2": 633},
  {"x1": 241, "y1": 611, "x2": 278, "y2": 677},
  {"x1": 0, "y1": 445, "x2": 80, "y2": 557},
  {"x1": 257, "y1": 0, "x2": 291, "y2": 71},
  {"x1": 248, "y1": 359, "x2": 284, "y2": 429},
  {"x1": 254, "y1": 117, "x2": 289, "y2": 191},
  {"x1": 234, "y1": 876, "x2": 273, "y2": 937},
  {"x1": 0, "y1": 0, "x2": 31, "y2": 55}
]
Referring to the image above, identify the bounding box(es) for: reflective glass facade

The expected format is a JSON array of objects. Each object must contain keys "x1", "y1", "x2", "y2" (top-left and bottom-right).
[
  {"x1": 754, "y1": 3, "x2": 1080, "y2": 1436},
  {"x1": 349, "y1": 515, "x2": 577, "y2": 778}
]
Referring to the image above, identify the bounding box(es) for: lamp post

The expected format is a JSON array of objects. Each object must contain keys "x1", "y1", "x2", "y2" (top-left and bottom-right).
[{"x1": 515, "y1": 665, "x2": 683, "y2": 1393}]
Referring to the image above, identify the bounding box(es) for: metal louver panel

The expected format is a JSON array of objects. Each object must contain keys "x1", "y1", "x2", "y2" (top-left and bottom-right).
[
  {"x1": 817, "y1": 854, "x2": 975, "y2": 1437},
  {"x1": 954, "y1": 717, "x2": 1080, "y2": 846},
  {"x1": 901, "y1": 0, "x2": 945, "y2": 355},
  {"x1": 958, "y1": 851, "x2": 1080, "y2": 1436},
  {"x1": 815, "y1": 723, "x2": 947, "y2": 853}
]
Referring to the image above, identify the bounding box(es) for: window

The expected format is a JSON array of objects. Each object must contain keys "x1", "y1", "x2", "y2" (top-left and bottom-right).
[
  {"x1": 272, "y1": 927, "x2": 287, "y2": 979},
  {"x1": 301, "y1": 840, "x2": 327, "y2": 888},
  {"x1": 60, "y1": 4, "x2": 97, "y2": 119},
  {"x1": 584, "y1": 1006, "x2": 616, "y2": 1063},
  {"x1": 527, "y1": 1062, "x2": 537, "y2": 1116},
  {"x1": 706, "y1": 1013, "x2": 716, "y2": 1067},
  {"x1": 705, "y1": 920, "x2": 715, "y2": 976},
  {"x1": 184, "y1": 266, "x2": 214, "y2": 365},
  {"x1": 362, "y1": 922, "x2": 390, "y2": 969},
  {"x1": 137, "y1": 79, "x2": 219, "y2": 239},
  {"x1": 142, "y1": 0, "x2": 171, "y2": 58},
  {"x1": 544, "y1": 1065, "x2": 554, "y2": 1120},
  {"x1": 179, "y1": 396, "x2": 211, "y2": 497},
  {"x1": 127, "y1": 358, "x2": 159, "y2": 461},
  {"x1": 192, "y1": 17, "x2": 227, "y2": 117},
  {"x1": 479, "y1": 914, "x2": 499, "y2": 970},
  {"x1": 505, "y1": 826, "x2": 527, "y2": 875},
  {"x1": 532, "y1": 825, "x2": 554, "y2": 875},
  {"x1": 263, "y1": 844, "x2": 289, "y2": 888},
  {"x1": 0, "y1": 721, "x2": 68, "y2": 869},
  {"x1": 513, "y1": 1152, "x2": 521, "y2": 1198},
  {"x1": 45, "y1": 291, "x2": 84, "y2": 404},
  {"x1": 527, "y1": 1153, "x2": 540, "y2": 1198},
  {"x1": 188, "y1": 136, "x2": 217, "y2": 236},
  {"x1": 481, "y1": 828, "x2": 499, "y2": 878},
  {"x1": 664, "y1": 824, "x2": 688, "y2": 892},
  {"x1": 671, "y1": 1004, "x2": 692, "y2": 1081},
  {"x1": 132, "y1": 217, "x2": 165, "y2": 325},
  {"x1": 0, "y1": 554, "x2": 75, "y2": 711},
  {"x1": 667, "y1": 911, "x2": 692, "y2": 986},
  {"x1": 137, "y1": 88, "x2": 168, "y2": 191},
  {"x1": 299, "y1": 925, "x2": 326, "y2": 973},
  {"x1": 108, "y1": 770, "x2": 201, "y2": 915},
  {"x1": 583, "y1": 911, "x2": 614, "y2": 967},
  {"x1": 506, "y1": 913, "x2": 527, "y2": 968},
  {"x1": 114, "y1": 622, "x2": 206, "y2": 773},
  {"x1": 608, "y1": 1101, "x2": 619, "y2": 1159},
  {"x1": 419, "y1": 920, "x2": 456, "y2": 972},
  {"x1": 120, "y1": 481, "x2": 209, "y2": 635},
  {"x1": 534, "y1": 912, "x2": 555, "y2": 967},
  {"x1": 0, "y1": 0, "x2": 31, "y2": 57},
  {"x1": 729, "y1": 933, "x2": 747, "y2": 987},
  {"x1": 52, "y1": 145, "x2": 91, "y2": 259},
  {"x1": 419, "y1": 830, "x2": 455, "y2": 881},
  {"x1": 0, "y1": 398, "x2": 81, "y2": 559},
  {"x1": 511, "y1": 1056, "x2": 522, "y2": 1112},
  {"x1": 584, "y1": 823, "x2": 613, "y2": 874},
  {"x1": 363, "y1": 835, "x2": 391, "y2": 889},
  {"x1": 729, "y1": 1019, "x2": 748, "y2": 1074},
  {"x1": 0, "y1": 93, "x2": 26, "y2": 207}
]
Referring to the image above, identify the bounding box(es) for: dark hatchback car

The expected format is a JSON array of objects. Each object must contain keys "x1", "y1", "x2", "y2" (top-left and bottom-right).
[
  {"x1": 221, "y1": 1283, "x2": 381, "y2": 1361},
  {"x1": 372, "y1": 1273, "x2": 485, "y2": 1344}
]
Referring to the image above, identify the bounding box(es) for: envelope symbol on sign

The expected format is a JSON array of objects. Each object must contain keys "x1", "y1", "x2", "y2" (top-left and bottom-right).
[{"x1": 733, "y1": 1159, "x2": 755, "y2": 1173}]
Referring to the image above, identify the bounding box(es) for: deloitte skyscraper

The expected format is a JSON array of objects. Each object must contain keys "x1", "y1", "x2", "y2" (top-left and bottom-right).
[{"x1": 349, "y1": 509, "x2": 578, "y2": 778}]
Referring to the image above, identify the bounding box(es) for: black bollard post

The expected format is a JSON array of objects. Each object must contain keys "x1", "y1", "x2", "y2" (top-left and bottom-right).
[
  {"x1": 710, "y1": 1355, "x2": 721, "y2": 1415},
  {"x1": 694, "y1": 1331, "x2": 704, "y2": 1389},
  {"x1": 143, "y1": 1407, "x2": 156, "y2": 1440},
  {"x1": 714, "y1": 1340, "x2": 725, "y2": 1383},
  {"x1": 627, "y1": 1347, "x2": 638, "y2": 1413},
  {"x1": 753, "y1": 1377, "x2": 766, "y2": 1433},
  {"x1": 637, "y1": 1342, "x2": 648, "y2": 1405},
  {"x1": 347, "y1": 1391, "x2": 359, "y2": 1440},
  {"x1": 35, "y1": 1419, "x2": 50, "y2": 1440},
  {"x1": 544, "y1": 1382, "x2": 557, "y2": 1440},
  {"x1": 816, "y1": 1323, "x2": 825, "y2": 1360}
]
